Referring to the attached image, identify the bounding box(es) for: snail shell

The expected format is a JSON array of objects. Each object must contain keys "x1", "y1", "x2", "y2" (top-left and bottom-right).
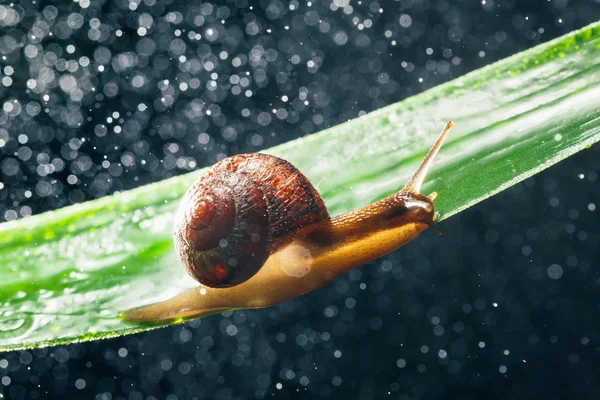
[{"x1": 173, "y1": 153, "x2": 329, "y2": 288}]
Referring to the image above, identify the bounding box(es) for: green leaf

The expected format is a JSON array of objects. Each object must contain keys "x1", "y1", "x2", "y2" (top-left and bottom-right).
[{"x1": 1, "y1": 22, "x2": 600, "y2": 351}]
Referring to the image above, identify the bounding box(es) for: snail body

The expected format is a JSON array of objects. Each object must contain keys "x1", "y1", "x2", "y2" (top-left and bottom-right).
[{"x1": 123, "y1": 121, "x2": 454, "y2": 322}]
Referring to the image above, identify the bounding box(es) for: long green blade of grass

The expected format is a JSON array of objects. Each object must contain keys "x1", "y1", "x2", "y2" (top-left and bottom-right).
[{"x1": 1, "y1": 22, "x2": 599, "y2": 351}]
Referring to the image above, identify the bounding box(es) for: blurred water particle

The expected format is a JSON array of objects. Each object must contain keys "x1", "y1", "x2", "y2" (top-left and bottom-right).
[{"x1": 1, "y1": 0, "x2": 600, "y2": 399}]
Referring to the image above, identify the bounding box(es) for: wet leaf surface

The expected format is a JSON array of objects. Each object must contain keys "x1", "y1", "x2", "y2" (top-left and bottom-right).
[{"x1": 0, "y1": 22, "x2": 599, "y2": 351}]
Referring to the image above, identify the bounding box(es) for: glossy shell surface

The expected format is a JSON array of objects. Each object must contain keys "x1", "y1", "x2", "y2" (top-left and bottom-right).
[{"x1": 173, "y1": 153, "x2": 329, "y2": 287}]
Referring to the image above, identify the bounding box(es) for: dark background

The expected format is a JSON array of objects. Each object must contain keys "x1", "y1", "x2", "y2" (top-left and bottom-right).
[{"x1": 1, "y1": 0, "x2": 600, "y2": 399}]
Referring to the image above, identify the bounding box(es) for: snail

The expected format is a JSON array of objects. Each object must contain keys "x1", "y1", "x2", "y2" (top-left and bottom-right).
[{"x1": 123, "y1": 121, "x2": 454, "y2": 322}]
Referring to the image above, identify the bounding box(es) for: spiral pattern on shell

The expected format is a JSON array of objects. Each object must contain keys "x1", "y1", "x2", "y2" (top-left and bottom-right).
[{"x1": 173, "y1": 153, "x2": 329, "y2": 288}]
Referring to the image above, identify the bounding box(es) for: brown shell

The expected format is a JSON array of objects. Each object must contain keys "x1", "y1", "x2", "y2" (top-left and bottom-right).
[{"x1": 173, "y1": 153, "x2": 329, "y2": 288}]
